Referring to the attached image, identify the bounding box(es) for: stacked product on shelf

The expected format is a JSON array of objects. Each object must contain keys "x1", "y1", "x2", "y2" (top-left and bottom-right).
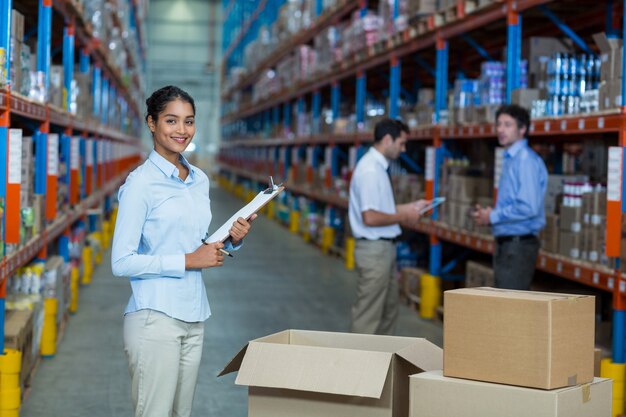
[{"x1": 410, "y1": 288, "x2": 611, "y2": 417}]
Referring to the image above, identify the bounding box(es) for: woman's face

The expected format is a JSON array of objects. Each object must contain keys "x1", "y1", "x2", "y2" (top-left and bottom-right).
[{"x1": 148, "y1": 98, "x2": 195, "y2": 160}]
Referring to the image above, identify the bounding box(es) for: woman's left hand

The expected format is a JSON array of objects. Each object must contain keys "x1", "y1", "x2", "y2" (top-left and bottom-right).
[{"x1": 229, "y1": 214, "x2": 257, "y2": 246}]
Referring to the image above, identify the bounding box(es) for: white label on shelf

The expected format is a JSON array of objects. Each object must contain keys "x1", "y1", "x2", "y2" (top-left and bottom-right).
[
  {"x1": 560, "y1": 120, "x2": 567, "y2": 131},
  {"x1": 621, "y1": 280, "x2": 626, "y2": 293},
  {"x1": 477, "y1": 240, "x2": 482, "y2": 249},
  {"x1": 349, "y1": 146, "x2": 357, "y2": 170},
  {"x1": 607, "y1": 147, "x2": 623, "y2": 201},
  {"x1": 425, "y1": 147, "x2": 436, "y2": 181},
  {"x1": 8, "y1": 129, "x2": 22, "y2": 185},
  {"x1": 540, "y1": 257, "x2": 546, "y2": 267},
  {"x1": 479, "y1": 126, "x2": 485, "y2": 135},
  {"x1": 557, "y1": 262, "x2": 563, "y2": 273},
  {"x1": 609, "y1": 278, "x2": 615, "y2": 289},
  {"x1": 70, "y1": 136, "x2": 79, "y2": 170},
  {"x1": 593, "y1": 272, "x2": 600, "y2": 284},
  {"x1": 529, "y1": 123, "x2": 535, "y2": 133},
  {"x1": 544, "y1": 121, "x2": 550, "y2": 131},
  {"x1": 598, "y1": 117, "x2": 605, "y2": 129},
  {"x1": 86, "y1": 140, "x2": 94, "y2": 166},
  {"x1": 47, "y1": 133, "x2": 59, "y2": 176},
  {"x1": 574, "y1": 267, "x2": 581, "y2": 279},
  {"x1": 578, "y1": 119, "x2": 585, "y2": 130}
]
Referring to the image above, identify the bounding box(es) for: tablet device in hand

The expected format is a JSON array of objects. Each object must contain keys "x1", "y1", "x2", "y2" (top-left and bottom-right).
[{"x1": 418, "y1": 197, "x2": 446, "y2": 215}]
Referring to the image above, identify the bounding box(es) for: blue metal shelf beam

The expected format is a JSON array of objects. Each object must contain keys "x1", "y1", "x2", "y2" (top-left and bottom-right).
[{"x1": 538, "y1": 5, "x2": 593, "y2": 54}]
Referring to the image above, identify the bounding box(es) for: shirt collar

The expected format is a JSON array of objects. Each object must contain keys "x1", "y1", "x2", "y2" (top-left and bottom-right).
[
  {"x1": 369, "y1": 147, "x2": 390, "y2": 170},
  {"x1": 149, "y1": 150, "x2": 195, "y2": 180},
  {"x1": 505, "y1": 139, "x2": 527, "y2": 158}
]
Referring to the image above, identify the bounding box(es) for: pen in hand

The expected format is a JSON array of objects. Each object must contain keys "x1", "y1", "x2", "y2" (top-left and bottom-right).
[{"x1": 219, "y1": 248, "x2": 233, "y2": 258}]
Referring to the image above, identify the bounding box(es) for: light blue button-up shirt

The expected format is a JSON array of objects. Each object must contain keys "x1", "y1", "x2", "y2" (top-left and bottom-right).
[
  {"x1": 111, "y1": 150, "x2": 236, "y2": 322},
  {"x1": 489, "y1": 139, "x2": 548, "y2": 237}
]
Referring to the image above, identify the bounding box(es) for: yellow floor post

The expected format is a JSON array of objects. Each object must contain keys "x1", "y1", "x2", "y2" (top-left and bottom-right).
[
  {"x1": 345, "y1": 237, "x2": 355, "y2": 270},
  {"x1": 0, "y1": 349, "x2": 21, "y2": 415},
  {"x1": 267, "y1": 201, "x2": 275, "y2": 220},
  {"x1": 419, "y1": 274, "x2": 442, "y2": 319},
  {"x1": 321, "y1": 226, "x2": 335, "y2": 255},
  {"x1": 40, "y1": 299, "x2": 59, "y2": 357},
  {"x1": 601, "y1": 359, "x2": 626, "y2": 416},
  {"x1": 69, "y1": 265, "x2": 80, "y2": 313},
  {"x1": 82, "y1": 246, "x2": 93, "y2": 285},
  {"x1": 289, "y1": 211, "x2": 300, "y2": 234}
]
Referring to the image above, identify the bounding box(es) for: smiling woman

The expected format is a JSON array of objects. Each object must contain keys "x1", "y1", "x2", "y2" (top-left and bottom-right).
[{"x1": 111, "y1": 85, "x2": 255, "y2": 417}]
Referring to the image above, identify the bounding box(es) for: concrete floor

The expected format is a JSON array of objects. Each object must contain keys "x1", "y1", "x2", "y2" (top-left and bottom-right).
[{"x1": 20, "y1": 184, "x2": 443, "y2": 417}]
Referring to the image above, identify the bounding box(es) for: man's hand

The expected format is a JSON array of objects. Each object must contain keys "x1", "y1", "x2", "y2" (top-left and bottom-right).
[
  {"x1": 229, "y1": 214, "x2": 257, "y2": 246},
  {"x1": 185, "y1": 242, "x2": 225, "y2": 269},
  {"x1": 471, "y1": 205, "x2": 492, "y2": 226}
]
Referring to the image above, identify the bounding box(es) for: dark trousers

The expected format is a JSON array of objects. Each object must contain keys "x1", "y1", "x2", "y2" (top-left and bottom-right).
[{"x1": 493, "y1": 237, "x2": 540, "y2": 290}]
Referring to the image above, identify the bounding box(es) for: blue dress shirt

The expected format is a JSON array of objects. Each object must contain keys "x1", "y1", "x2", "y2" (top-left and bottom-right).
[
  {"x1": 489, "y1": 139, "x2": 548, "y2": 237},
  {"x1": 111, "y1": 150, "x2": 237, "y2": 322}
]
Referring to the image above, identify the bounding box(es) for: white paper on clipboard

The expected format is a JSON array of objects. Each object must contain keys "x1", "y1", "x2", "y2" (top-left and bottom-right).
[
  {"x1": 418, "y1": 197, "x2": 446, "y2": 215},
  {"x1": 207, "y1": 186, "x2": 285, "y2": 243}
]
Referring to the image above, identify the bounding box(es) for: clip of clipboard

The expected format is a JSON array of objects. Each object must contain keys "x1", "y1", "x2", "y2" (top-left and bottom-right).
[
  {"x1": 201, "y1": 176, "x2": 285, "y2": 256},
  {"x1": 417, "y1": 197, "x2": 446, "y2": 215}
]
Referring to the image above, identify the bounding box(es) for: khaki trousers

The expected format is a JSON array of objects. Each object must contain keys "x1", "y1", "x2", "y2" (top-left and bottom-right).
[
  {"x1": 351, "y1": 240, "x2": 398, "y2": 335},
  {"x1": 123, "y1": 309, "x2": 204, "y2": 417}
]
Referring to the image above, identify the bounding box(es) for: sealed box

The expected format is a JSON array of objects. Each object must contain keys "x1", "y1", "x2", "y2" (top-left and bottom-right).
[
  {"x1": 523, "y1": 37, "x2": 573, "y2": 76},
  {"x1": 410, "y1": 371, "x2": 611, "y2": 417},
  {"x1": 444, "y1": 288, "x2": 595, "y2": 389},
  {"x1": 511, "y1": 88, "x2": 541, "y2": 109},
  {"x1": 540, "y1": 214, "x2": 559, "y2": 253},
  {"x1": 464, "y1": 261, "x2": 494, "y2": 288},
  {"x1": 593, "y1": 33, "x2": 622, "y2": 82},
  {"x1": 559, "y1": 206, "x2": 582, "y2": 232},
  {"x1": 559, "y1": 230, "x2": 582, "y2": 259},
  {"x1": 220, "y1": 329, "x2": 443, "y2": 417}
]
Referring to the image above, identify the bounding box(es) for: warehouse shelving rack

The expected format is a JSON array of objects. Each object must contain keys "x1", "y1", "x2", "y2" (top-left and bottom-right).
[
  {"x1": 0, "y1": 0, "x2": 144, "y2": 355},
  {"x1": 219, "y1": 0, "x2": 626, "y2": 361}
]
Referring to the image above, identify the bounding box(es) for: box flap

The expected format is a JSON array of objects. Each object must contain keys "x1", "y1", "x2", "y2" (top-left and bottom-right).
[
  {"x1": 218, "y1": 330, "x2": 291, "y2": 377},
  {"x1": 235, "y1": 341, "x2": 393, "y2": 398},
  {"x1": 593, "y1": 32, "x2": 622, "y2": 53},
  {"x1": 289, "y1": 329, "x2": 425, "y2": 353},
  {"x1": 395, "y1": 339, "x2": 443, "y2": 371},
  {"x1": 218, "y1": 343, "x2": 249, "y2": 377}
]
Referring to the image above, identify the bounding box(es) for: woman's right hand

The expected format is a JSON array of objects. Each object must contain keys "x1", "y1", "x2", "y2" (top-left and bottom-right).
[{"x1": 185, "y1": 242, "x2": 225, "y2": 269}]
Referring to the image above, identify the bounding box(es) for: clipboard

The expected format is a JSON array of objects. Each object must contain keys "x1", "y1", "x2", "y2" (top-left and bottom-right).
[
  {"x1": 418, "y1": 197, "x2": 446, "y2": 215},
  {"x1": 203, "y1": 177, "x2": 285, "y2": 244}
]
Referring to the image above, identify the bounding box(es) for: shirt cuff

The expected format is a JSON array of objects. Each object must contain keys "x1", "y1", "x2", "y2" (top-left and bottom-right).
[
  {"x1": 161, "y1": 254, "x2": 185, "y2": 278},
  {"x1": 489, "y1": 209, "x2": 500, "y2": 225},
  {"x1": 225, "y1": 240, "x2": 243, "y2": 251}
]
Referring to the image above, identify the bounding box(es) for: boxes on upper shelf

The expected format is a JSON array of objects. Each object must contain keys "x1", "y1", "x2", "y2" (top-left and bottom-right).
[{"x1": 444, "y1": 288, "x2": 595, "y2": 389}]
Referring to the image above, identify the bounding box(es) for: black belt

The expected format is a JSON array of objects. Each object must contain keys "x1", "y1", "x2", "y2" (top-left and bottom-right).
[{"x1": 495, "y1": 234, "x2": 537, "y2": 244}]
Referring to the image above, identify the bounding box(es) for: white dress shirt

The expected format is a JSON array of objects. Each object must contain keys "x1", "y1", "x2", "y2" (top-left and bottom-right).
[{"x1": 349, "y1": 147, "x2": 401, "y2": 240}]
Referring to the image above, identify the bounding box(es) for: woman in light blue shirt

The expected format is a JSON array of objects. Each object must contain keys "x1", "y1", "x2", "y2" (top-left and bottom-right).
[{"x1": 111, "y1": 86, "x2": 254, "y2": 417}]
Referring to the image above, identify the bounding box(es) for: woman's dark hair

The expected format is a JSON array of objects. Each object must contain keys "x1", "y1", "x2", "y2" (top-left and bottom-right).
[{"x1": 145, "y1": 85, "x2": 195, "y2": 124}]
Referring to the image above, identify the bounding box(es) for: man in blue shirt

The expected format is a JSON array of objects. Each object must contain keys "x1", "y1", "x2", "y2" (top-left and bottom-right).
[{"x1": 472, "y1": 104, "x2": 547, "y2": 290}]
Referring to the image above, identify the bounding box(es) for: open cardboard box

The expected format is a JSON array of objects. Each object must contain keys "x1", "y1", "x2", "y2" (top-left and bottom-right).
[{"x1": 219, "y1": 329, "x2": 443, "y2": 417}]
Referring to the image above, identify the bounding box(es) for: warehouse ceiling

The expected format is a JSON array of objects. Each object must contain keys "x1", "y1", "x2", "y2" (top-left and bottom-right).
[{"x1": 146, "y1": 0, "x2": 222, "y2": 159}]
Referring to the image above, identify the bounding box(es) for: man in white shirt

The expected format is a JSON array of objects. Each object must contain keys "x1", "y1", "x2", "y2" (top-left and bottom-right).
[{"x1": 349, "y1": 118, "x2": 428, "y2": 335}]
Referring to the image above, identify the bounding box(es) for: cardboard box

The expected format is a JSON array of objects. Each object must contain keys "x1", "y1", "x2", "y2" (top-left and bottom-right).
[
  {"x1": 523, "y1": 37, "x2": 573, "y2": 76},
  {"x1": 464, "y1": 261, "x2": 494, "y2": 288},
  {"x1": 559, "y1": 230, "x2": 582, "y2": 259},
  {"x1": 545, "y1": 175, "x2": 589, "y2": 214},
  {"x1": 443, "y1": 288, "x2": 595, "y2": 389},
  {"x1": 401, "y1": 267, "x2": 426, "y2": 299},
  {"x1": 560, "y1": 206, "x2": 582, "y2": 233},
  {"x1": 594, "y1": 348, "x2": 602, "y2": 377},
  {"x1": 220, "y1": 329, "x2": 443, "y2": 417},
  {"x1": 511, "y1": 88, "x2": 541, "y2": 110},
  {"x1": 540, "y1": 214, "x2": 559, "y2": 253},
  {"x1": 409, "y1": 371, "x2": 611, "y2": 417},
  {"x1": 593, "y1": 33, "x2": 622, "y2": 82}
]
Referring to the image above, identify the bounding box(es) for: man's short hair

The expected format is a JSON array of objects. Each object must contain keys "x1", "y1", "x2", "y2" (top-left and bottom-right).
[
  {"x1": 374, "y1": 118, "x2": 410, "y2": 143},
  {"x1": 495, "y1": 104, "x2": 530, "y2": 132}
]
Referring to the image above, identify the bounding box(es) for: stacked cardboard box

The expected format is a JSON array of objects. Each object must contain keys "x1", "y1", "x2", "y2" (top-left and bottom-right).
[
  {"x1": 464, "y1": 261, "x2": 494, "y2": 288},
  {"x1": 442, "y1": 174, "x2": 491, "y2": 231},
  {"x1": 400, "y1": 267, "x2": 426, "y2": 301},
  {"x1": 559, "y1": 201, "x2": 582, "y2": 259},
  {"x1": 594, "y1": 33, "x2": 623, "y2": 110},
  {"x1": 581, "y1": 190, "x2": 607, "y2": 264},
  {"x1": 408, "y1": 288, "x2": 609, "y2": 417},
  {"x1": 540, "y1": 213, "x2": 559, "y2": 253}
]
